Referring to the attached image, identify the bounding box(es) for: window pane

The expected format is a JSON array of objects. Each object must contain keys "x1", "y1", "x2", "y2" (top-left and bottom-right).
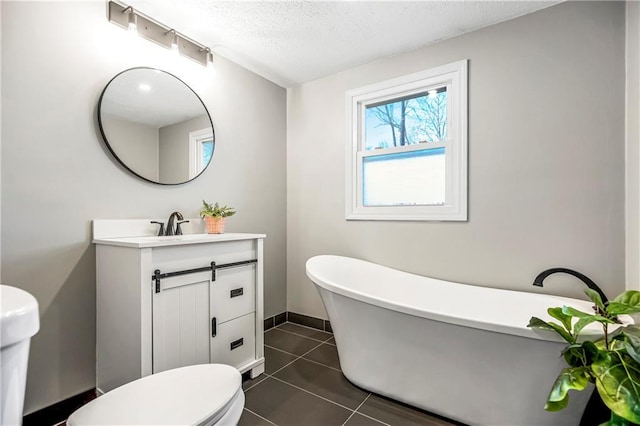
[
  {"x1": 364, "y1": 87, "x2": 447, "y2": 150},
  {"x1": 201, "y1": 140, "x2": 214, "y2": 169},
  {"x1": 363, "y1": 148, "x2": 445, "y2": 206}
]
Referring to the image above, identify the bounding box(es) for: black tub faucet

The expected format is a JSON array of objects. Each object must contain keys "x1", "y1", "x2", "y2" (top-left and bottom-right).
[{"x1": 533, "y1": 267, "x2": 609, "y2": 307}]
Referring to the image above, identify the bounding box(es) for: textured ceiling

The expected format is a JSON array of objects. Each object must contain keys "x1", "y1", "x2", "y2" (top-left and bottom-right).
[{"x1": 124, "y1": 0, "x2": 562, "y2": 88}]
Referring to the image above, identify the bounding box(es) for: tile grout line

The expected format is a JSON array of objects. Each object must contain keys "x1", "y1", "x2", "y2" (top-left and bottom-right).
[
  {"x1": 265, "y1": 344, "x2": 342, "y2": 373},
  {"x1": 276, "y1": 320, "x2": 333, "y2": 337},
  {"x1": 264, "y1": 339, "x2": 326, "y2": 377},
  {"x1": 243, "y1": 408, "x2": 278, "y2": 426},
  {"x1": 274, "y1": 323, "x2": 333, "y2": 343},
  {"x1": 268, "y1": 374, "x2": 363, "y2": 414},
  {"x1": 353, "y1": 399, "x2": 393, "y2": 426},
  {"x1": 264, "y1": 343, "x2": 300, "y2": 357},
  {"x1": 279, "y1": 320, "x2": 331, "y2": 334},
  {"x1": 341, "y1": 393, "x2": 371, "y2": 426},
  {"x1": 296, "y1": 354, "x2": 342, "y2": 373}
]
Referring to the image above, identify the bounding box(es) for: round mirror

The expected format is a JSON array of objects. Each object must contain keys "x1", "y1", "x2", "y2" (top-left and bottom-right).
[{"x1": 98, "y1": 67, "x2": 214, "y2": 185}]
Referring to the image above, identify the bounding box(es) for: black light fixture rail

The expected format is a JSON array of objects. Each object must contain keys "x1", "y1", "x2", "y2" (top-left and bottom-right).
[{"x1": 152, "y1": 259, "x2": 257, "y2": 293}]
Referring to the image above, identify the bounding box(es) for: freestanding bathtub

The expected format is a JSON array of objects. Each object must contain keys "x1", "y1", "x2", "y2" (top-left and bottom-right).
[{"x1": 305, "y1": 255, "x2": 615, "y2": 426}]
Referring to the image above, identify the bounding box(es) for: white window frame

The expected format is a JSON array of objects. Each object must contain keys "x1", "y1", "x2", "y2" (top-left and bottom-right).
[
  {"x1": 345, "y1": 60, "x2": 468, "y2": 221},
  {"x1": 188, "y1": 128, "x2": 214, "y2": 179}
]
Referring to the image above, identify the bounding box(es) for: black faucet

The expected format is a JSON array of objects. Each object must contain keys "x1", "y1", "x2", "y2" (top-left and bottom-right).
[
  {"x1": 166, "y1": 211, "x2": 189, "y2": 236},
  {"x1": 533, "y1": 267, "x2": 609, "y2": 310}
]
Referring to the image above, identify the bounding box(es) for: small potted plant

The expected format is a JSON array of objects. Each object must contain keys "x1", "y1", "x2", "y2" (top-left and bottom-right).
[
  {"x1": 200, "y1": 200, "x2": 236, "y2": 234},
  {"x1": 528, "y1": 289, "x2": 640, "y2": 425}
]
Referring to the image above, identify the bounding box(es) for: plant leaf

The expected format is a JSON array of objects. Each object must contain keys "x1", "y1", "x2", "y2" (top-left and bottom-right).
[
  {"x1": 622, "y1": 325, "x2": 640, "y2": 338},
  {"x1": 608, "y1": 291, "x2": 640, "y2": 316},
  {"x1": 601, "y1": 411, "x2": 633, "y2": 426},
  {"x1": 585, "y1": 288, "x2": 606, "y2": 313},
  {"x1": 562, "y1": 306, "x2": 616, "y2": 327},
  {"x1": 562, "y1": 345, "x2": 587, "y2": 368},
  {"x1": 562, "y1": 341, "x2": 601, "y2": 368},
  {"x1": 613, "y1": 291, "x2": 640, "y2": 305},
  {"x1": 548, "y1": 307, "x2": 573, "y2": 333},
  {"x1": 528, "y1": 317, "x2": 575, "y2": 344},
  {"x1": 563, "y1": 305, "x2": 597, "y2": 319},
  {"x1": 574, "y1": 315, "x2": 617, "y2": 336},
  {"x1": 592, "y1": 351, "x2": 640, "y2": 423},
  {"x1": 620, "y1": 332, "x2": 640, "y2": 365},
  {"x1": 545, "y1": 367, "x2": 591, "y2": 411}
]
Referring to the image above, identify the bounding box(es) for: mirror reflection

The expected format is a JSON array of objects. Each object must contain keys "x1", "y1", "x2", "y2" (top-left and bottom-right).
[{"x1": 98, "y1": 67, "x2": 214, "y2": 185}]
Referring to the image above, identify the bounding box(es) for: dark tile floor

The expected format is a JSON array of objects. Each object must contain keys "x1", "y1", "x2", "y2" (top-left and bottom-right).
[{"x1": 240, "y1": 322, "x2": 459, "y2": 426}]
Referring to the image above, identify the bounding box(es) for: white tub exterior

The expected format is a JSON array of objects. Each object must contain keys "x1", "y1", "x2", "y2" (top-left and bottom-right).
[{"x1": 305, "y1": 255, "x2": 608, "y2": 426}]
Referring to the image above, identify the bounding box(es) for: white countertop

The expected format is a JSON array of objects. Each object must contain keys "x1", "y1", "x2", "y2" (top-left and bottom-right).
[{"x1": 93, "y1": 233, "x2": 266, "y2": 248}]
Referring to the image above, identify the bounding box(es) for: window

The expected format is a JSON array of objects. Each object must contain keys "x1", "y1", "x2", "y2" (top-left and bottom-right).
[
  {"x1": 189, "y1": 128, "x2": 215, "y2": 179},
  {"x1": 346, "y1": 60, "x2": 467, "y2": 221}
]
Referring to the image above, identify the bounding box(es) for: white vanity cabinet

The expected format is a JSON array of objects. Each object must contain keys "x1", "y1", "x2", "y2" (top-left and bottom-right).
[{"x1": 93, "y1": 221, "x2": 265, "y2": 394}]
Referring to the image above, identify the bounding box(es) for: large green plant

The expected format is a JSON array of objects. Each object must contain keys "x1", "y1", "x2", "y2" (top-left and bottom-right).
[{"x1": 528, "y1": 290, "x2": 640, "y2": 425}]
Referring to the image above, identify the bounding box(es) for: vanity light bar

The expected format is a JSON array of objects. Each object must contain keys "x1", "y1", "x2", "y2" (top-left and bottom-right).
[{"x1": 107, "y1": 0, "x2": 212, "y2": 67}]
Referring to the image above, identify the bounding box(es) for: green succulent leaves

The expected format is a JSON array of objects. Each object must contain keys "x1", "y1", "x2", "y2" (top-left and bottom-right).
[{"x1": 528, "y1": 289, "x2": 640, "y2": 424}]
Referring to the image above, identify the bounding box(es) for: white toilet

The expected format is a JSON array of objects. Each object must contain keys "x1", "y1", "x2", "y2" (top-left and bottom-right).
[
  {"x1": 67, "y1": 363, "x2": 245, "y2": 426},
  {"x1": 0, "y1": 285, "x2": 40, "y2": 426}
]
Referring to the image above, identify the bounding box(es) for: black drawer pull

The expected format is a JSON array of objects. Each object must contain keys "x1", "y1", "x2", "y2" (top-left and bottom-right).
[
  {"x1": 212, "y1": 317, "x2": 217, "y2": 337},
  {"x1": 230, "y1": 288, "x2": 244, "y2": 298},
  {"x1": 230, "y1": 338, "x2": 244, "y2": 351}
]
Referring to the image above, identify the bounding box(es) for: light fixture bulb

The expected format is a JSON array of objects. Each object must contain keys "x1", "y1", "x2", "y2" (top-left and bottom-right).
[
  {"x1": 206, "y1": 50, "x2": 214, "y2": 69},
  {"x1": 138, "y1": 83, "x2": 151, "y2": 91},
  {"x1": 170, "y1": 31, "x2": 179, "y2": 53},
  {"x1": 125, "y1": 7, "x2": 137, "y2": 34}
]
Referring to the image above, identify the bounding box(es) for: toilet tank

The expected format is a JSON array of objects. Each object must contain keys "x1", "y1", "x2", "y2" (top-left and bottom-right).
[{"x1": 1, "y1": 285, "x2": 40, "y2": 426}]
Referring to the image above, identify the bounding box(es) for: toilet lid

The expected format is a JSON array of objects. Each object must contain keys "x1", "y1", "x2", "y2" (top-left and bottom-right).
[
  {"x1": 68, "y1": 364, "x2": 242, "y2": 425},
  {"x1": 0, "y1": 285, "x2": 40, "y2": 349}
]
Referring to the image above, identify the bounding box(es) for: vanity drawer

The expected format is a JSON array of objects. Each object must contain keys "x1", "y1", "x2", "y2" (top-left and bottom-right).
[
  {"x1": 152, "y1": 240, "x2": 256, "y2": 271},
  {"x1": 212, "y1": 265, "x2": 255, "y2": 323},
  {"x1": 210, "y1": 313, "x2": 255, "y2": 369}
]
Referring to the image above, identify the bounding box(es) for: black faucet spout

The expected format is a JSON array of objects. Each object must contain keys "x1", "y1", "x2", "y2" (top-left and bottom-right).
[
  {"x1": 533, "y1": 267, "x2": 609, "y2": 306},
  {"x1": 166, "y1": 211, "x2": 184, "y2": 236}
]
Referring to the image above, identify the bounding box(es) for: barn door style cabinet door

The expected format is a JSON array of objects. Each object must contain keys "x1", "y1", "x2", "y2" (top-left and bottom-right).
[
  {"x1": 93, "y1": 220, "x2": 265, "y2": 395},
  {"x1": 152, "y1": 261, "x2": 257, "y2": 374}
]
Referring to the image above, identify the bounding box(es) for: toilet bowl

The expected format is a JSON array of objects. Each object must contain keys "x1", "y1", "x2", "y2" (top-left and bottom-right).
[
  {"x1": 68, "y1": 364, "x2": 244, "y2": 426},
  {"x1": 1, "y1": 285, "x2": 40, "y2": 426}
]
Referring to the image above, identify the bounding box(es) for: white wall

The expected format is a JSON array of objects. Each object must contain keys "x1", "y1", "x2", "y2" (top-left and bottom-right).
[
  {"x1": 627, "y1": 0, "x2": 640, "y2": 290},
  {"x1": 1, "y1": 1, "x2": 286, "y2": 414},
  {"x1": 287, "y1": 1, "x2": 626, "y2": 319}
]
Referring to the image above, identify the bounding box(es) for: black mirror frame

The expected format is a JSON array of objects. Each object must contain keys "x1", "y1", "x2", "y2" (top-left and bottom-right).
[{"x1": 97, "y1": 67, "x2": 215, "y2": 185}]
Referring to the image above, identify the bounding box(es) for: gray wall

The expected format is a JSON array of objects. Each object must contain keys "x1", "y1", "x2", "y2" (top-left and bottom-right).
[
  {"x1": 627, "y1": 0, "x2": 640, "y2": 290},
  {"x1": 102, "y1": 115, "x2": 159, "y2": 182},
  {"x1": 287, "y1": 1, "x2": 626, "y2": 318},
  {"x1": 159, "y1": 114, "x2": 211, "y2": 183},
  {"x1": 1, "y1": 1, "x2": 287, "y2": 414}
]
